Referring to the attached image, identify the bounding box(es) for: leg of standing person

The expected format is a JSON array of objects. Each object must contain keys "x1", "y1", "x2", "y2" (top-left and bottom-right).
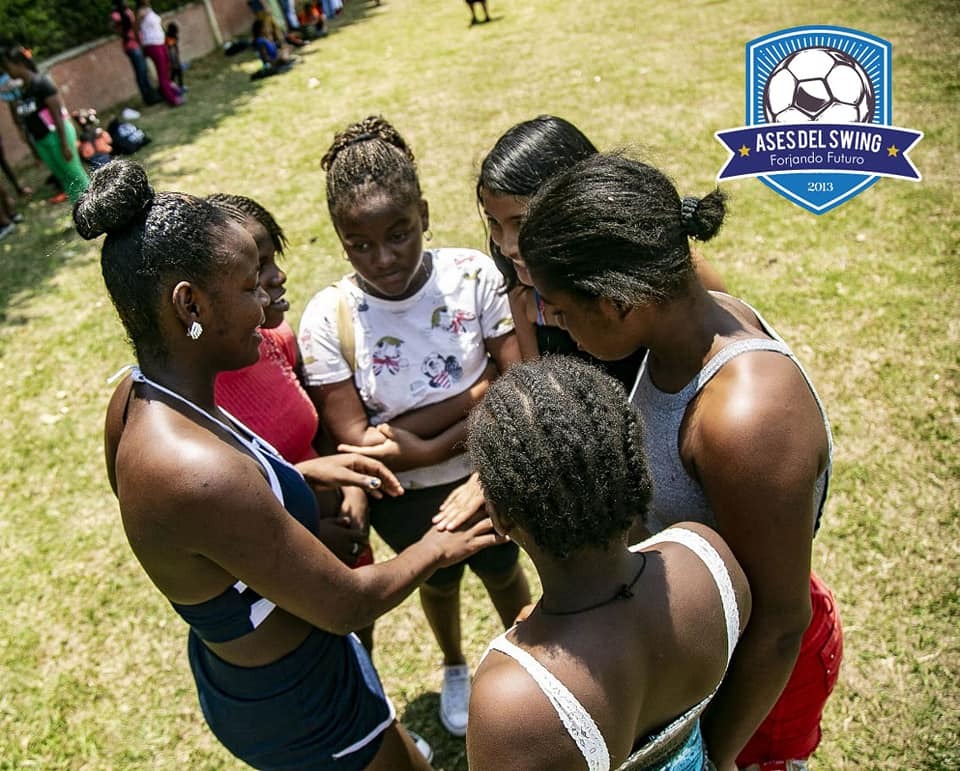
[
  {"x1": 419, "y1": 580, "x2": 466, "y2": 667},
  {"x1": 143, "y1": 45, "x2": 181, "y2": 106},
  {"x1": 0, "y1": 189, "x2": 15, "y2": 240},
  {"x1": 33, "y1": 123, "x2": 89, "y2": 204},
  {"x1": 127, "y1": 47, "x2": 160, "y2": 104},
  {"x1": 365, "y1": 723, "x2": 433, "y2": 770},
  {"x1": 0, "y1": 135, "x2": 31, "y2": 196},
  {"x1": 476, "y1": 562, "x2": 531, "y2": 627}
]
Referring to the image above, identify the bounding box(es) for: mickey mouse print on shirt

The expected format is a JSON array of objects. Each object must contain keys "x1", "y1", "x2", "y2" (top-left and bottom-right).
[{"x1": 299, "y1": 247, "x2": 515, "y2": 488}]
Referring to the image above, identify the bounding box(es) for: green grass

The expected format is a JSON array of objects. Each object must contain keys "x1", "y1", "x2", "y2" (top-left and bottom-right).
[{"x1": 1, "y1": 0, "x2": 957, "y2": 767}]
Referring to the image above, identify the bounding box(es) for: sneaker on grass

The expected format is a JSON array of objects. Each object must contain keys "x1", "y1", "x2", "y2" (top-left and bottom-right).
[
  {"x1": 406, "y1": 729, "x2": 433, "y2": 762},
  {"x1": 439, "y1": 664, "x2": 470, "y2": 737}
]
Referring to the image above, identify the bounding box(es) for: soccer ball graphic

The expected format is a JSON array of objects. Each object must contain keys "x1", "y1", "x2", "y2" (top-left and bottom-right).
[{"x1": 763, "y1": 47, "x2": 874, "y2": 123}]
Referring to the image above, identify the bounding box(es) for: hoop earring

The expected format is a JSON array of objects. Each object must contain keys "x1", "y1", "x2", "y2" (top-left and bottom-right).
[
  {"x1": 186, "y1": 321, "x2": 203, "y2": 340},
  {"x1": 424, "y1": 228, "x2": 433, "y2": 242}
]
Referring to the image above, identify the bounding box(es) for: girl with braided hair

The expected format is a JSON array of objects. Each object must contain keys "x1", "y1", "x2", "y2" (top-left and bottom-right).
[
  {"x1": 466, "y1": 355, "x2": 751, "y2": 770},
  {"x1": 518, "y1": 152, "x2": 843, "y2": 771},
  {"x1": 299, "y1": 115, "x2": 531, "y2": 738},
  {"x1": 84, "y1": 159, "x2": 501, "y2": 769}
]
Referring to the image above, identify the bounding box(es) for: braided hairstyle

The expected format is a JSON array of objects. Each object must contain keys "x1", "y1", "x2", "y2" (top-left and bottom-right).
[
  {"x1": 74, "y1": 160, "x2": 236, "y2": 362},
  {"x1": 519, "y1": 152, "x2": 726, "y2": 306},
  {"x1": 468, "y1": 356, "x2": 652, "y2": 560},
  {"x1": 320, "y1": 115, "x2": 422, "y2": 223},
  {"x1": 206, "y1": 193, "x2": 288, "y2": 256},
  {"x1": 477, "y1": 116, "x2": 598, "y2": 291}
]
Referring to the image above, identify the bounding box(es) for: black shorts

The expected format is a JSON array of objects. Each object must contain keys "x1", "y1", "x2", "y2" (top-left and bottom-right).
[{"x1": 370, "y1": 477, "x2": 519, "y2": 587}]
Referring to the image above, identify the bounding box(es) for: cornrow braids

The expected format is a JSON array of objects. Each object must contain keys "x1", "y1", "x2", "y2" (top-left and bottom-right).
[
  {"x1": 468, "y1": 356, "x2": 653, "y2": 560},
  {"x1": 206, "y1": 193, "x2": 288, "y2": 255},
  {"x1": 321, "y1": 115, "x2": 422, "y2": 222}
]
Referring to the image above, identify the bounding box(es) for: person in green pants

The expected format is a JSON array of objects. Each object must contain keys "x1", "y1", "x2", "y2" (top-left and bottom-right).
[{"x1": 0, "y1": 46, "x2": 88, "y2": 204}]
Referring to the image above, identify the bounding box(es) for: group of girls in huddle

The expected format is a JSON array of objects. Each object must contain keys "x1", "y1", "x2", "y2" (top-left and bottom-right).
[{"x1": 80, "y1": 113, "x2": 840, "y2": 771}]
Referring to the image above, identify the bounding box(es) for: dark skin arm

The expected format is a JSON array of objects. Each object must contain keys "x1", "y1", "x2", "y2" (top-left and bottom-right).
[
  {"x1": 684, "y1": 352, "x2": 825, "y2": 769},
  {"x1": 43, "y1": 91, "x2": 74, "y2": 162},
  {"x1": 109, "y1": 402, "x2": 503, "y2": 636},
  {"x1": 508, "y1": 287, "x2": 541, "y2": 360},
  {"x1": 390, "y1": 359, "x2": 496, "y2": 437}
]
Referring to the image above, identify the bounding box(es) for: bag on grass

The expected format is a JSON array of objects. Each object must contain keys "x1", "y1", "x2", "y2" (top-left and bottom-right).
[{"x1": 107, "y1": 118, "x2": 152, "y2": 155}]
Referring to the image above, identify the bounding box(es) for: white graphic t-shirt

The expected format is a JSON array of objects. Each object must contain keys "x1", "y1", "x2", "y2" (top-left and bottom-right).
[{"x1": 299, "y1": 248, "x2": 515, "y2": 488}]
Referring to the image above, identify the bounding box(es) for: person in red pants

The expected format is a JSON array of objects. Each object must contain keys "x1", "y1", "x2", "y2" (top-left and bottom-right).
[{"x1": 135, "y1": 0, "x2": 182, "y2": 106}]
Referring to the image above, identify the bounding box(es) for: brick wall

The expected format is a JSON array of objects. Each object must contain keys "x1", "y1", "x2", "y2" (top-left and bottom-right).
[{"x1": 1, "y1": 0, "x2": 254, "y2": 168}]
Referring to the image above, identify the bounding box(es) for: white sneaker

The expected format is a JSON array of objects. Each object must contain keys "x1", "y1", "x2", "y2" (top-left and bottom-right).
[
  {"x1": 0, "y1": 223, "x2": 15, "y2": 242},
  {"x1": 406, "y1": 729, "x2": 433, "y2": 762},
  {"x1": 439, "y1": 664, "x2": 470, "y2": 737}
]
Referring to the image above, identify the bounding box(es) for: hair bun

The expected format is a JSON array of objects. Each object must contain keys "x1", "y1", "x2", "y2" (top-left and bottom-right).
[
  {"x1": 679, "y1": 188, "x2": 727, "y2": 241},
  {"x1": 74, "y1": 160, "x2": 154, "y2": 240}
]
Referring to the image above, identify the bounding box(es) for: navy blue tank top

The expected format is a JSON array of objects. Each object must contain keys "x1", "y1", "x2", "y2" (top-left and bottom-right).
[{"x1": 126, "y1": 368, "x2": 320, "y2": 643}]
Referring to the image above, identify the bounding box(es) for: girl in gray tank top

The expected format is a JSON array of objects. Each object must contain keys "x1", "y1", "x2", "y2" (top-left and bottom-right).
[
  {"x1": 518, "y1": 152, "x2": 843, "y2": 771},
  {"x1": 630, "y1": 292, "x2": 832, "y2": 536}
]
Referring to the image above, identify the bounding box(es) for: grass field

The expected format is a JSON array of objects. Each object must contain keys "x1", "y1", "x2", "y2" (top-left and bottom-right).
[{"x1": 0, "y1": 0, "x2": 957, "y2": 768}]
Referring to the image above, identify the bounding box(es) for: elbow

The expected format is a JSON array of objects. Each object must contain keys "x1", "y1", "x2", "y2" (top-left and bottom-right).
[{"x1": 773, "y1": 606, "x2": 812, "y2": 661}]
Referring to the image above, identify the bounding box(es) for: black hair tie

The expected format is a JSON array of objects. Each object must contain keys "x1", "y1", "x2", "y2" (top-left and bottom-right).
[{"x1": 680, "y1": 196, "x2": 700, "y2": 226}]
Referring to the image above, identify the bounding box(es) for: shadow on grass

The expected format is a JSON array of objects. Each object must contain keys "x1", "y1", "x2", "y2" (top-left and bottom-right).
[
  {"x1": 0, "y1": 0, "x2": 373, "y2": 332},
  {"x1": 400, "y1": 692, "x2": 468, "y2": 771}
]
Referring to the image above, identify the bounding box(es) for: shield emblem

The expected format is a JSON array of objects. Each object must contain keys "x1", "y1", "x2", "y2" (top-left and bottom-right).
[{"x1": 716, "y1": 25, "x2": 921, "y2": 214}]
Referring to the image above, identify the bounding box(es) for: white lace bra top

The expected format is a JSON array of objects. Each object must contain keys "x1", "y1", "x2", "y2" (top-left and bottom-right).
[{"x1": 481, "y1": 527, "x2": 741, "y2": 771}]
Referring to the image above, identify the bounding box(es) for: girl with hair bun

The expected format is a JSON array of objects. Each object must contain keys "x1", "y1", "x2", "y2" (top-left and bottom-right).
[
  {"x1": 299, "y1": 115, "x2": 531, "y2": 739},
  {"x1": 519, "y1": 153, "x2": 843, "y2": 771},
  {"x1": 83, "y1": 159, "x2": 501, "y2": 770}
]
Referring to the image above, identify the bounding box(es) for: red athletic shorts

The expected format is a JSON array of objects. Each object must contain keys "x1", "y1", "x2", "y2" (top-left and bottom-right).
[{"x1": 736, "y1": 573, "x2": 843, "y2": 766}]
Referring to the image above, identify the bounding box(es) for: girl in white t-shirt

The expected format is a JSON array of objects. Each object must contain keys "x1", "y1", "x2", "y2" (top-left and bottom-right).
[{"x1": 299, "y1": 116, "x2": 531, "y2": 738}]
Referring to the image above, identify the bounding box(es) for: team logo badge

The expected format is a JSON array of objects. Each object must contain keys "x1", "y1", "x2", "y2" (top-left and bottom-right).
[{"x1": 715, "y1": 26, "x2": 922, "y2": 214}]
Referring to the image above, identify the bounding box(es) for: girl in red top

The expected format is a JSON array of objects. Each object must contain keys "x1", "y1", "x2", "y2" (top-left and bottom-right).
[{"x1": 208, "y1": 194, "x2": 377, "y2": 649}]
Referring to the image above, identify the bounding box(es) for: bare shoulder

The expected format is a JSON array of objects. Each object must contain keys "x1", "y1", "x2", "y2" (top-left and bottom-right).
[
  {"x1": 468, "y1": 651, "x2": 585, "y2": 771},
  {"x1": 688, "y1": 344, "x2": 827, "y2": 484},
  {"x1": 112, "y1": 398, "x2": 269, "y2": 545},
  {"x1": 654, "y1": 523, "x2": 751, "y2": 633}
]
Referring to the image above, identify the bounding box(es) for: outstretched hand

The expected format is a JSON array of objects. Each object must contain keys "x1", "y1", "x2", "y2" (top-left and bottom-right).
[
  {"x1": 432, "y1": 472, "x2": 485, "y2": 531},
  {"x1": 420, "y1": 509, "x2": 506, "y2": 568},
  {"x1": 296, "y1": 453, "x2": 403, "y2": 499}
]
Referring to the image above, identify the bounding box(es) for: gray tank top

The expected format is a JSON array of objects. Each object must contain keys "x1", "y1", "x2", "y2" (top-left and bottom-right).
[{"x1": 629, "y1": 294, "x2": 832, "y2": 535}]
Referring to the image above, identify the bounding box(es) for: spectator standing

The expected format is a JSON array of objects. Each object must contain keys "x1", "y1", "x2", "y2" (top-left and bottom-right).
[
  {"x1": 0, "y1": 46, "x2": 88, "y2": 204},
  {"x1": 135, "y1": 0, "x2": 182, "y2": 107},
  {"x1": 164, "y1": 22, "x2": 185, "y2": 92},
  {"x1": 466, "y1": 0, "x2": 490, "y2": 25},
  {"x1": 111, "y1": 0, "x2": 160, "y2": 105}
]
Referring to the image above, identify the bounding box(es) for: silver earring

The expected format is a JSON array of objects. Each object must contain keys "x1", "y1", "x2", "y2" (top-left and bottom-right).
[{"x1": 186, "y1": 321, "x2": 203, "y2": 340}]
